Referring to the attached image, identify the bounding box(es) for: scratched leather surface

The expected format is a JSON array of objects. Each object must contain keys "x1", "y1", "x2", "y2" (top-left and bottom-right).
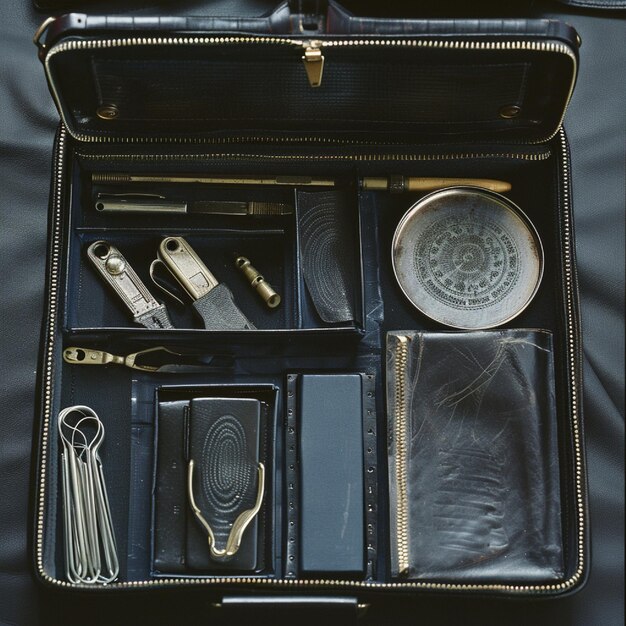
[
  {"x1": 0, "y1": 3, "x2": 622, "y2": 626},
  {"x1": 387, "y1": 330, "x2": 563, "y2": 582}
]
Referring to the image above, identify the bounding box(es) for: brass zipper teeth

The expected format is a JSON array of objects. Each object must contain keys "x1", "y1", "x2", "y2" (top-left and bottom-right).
[
  {"x1": 393, "y1": 335, "x2": 411, "y2": 575},
  {"x1": 36, "y1": 125, "x2": 66, "y2": 578},
  {"x1": 557, "y1": 126, "x2": 586, "y2": 588},
  {"x1": 77, "y1": 150, "x2": 550, "y2": 162},
  {"x1": 44, "y1": 36, "x2": 577, "y2": 145},
  {"x1": 36, "y1": 126, "x2": 585, "y2": 592}
]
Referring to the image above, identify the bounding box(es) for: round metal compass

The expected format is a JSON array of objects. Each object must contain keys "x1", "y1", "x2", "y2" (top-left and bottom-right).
[{"x1": 392, "y1": 187, "x2": 543, "y2": 329}]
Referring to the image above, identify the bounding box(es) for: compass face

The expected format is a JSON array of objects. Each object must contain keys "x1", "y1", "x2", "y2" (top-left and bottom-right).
[{"x1": 392, "y1": 188, "x2": 543, "y2": 329}]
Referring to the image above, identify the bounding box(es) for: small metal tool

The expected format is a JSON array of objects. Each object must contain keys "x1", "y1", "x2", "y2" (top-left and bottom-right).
[
  {"x1": 63, "y1": 346, "x2": 179, "y2": 372},
  {"x1": 92, "y1": 173, "x2": 335, "y2": 187},
  {"x1": 87, "y1": 241, "x2": 174, "y2": 330},
  {"x1": 58, "y1": 405, "x2": 119, "y2": 584},
  {"x1": 235, "y1": 256, "x2": 281, "y2": 308},
  {"x1": 153, "y1": 236, "x2": 255, "y2": 330},
  {"x1": 95, "y1": 194, "x2": 293, "y2": 216},
  {"x1": 63, "y1": 345, "x2": 230, "y2": 374}
]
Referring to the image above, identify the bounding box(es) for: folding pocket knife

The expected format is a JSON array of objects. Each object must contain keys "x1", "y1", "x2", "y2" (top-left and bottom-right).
[
  {"x1": 155, "y1": 236, "x2": 255, "y2": 331},
  {"x1": 87, "y1": 240, "x2": 174, "y2": 330}
]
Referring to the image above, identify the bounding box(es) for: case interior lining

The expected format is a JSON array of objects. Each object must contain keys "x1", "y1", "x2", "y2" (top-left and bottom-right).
[{"x1": 41, "y1": 146, "x2": 579, "y2": 585}]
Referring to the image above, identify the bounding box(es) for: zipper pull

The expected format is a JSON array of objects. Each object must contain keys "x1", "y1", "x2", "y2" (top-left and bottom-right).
[{"x1": 302, "y1": 41, "x2": 324, "y2": 88}]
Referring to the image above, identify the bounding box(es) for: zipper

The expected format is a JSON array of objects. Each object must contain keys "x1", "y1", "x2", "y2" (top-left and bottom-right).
[
  {"x1": 36, "y1": 125, "x2": 585, "y2": 593},
  {"x1": 393, "y1": 335, "x2": 411, "y2": 575},
  {"x1": 43, "y1": 35, "x2": 577, "y2": 145},
  {"x1": 77, "y1": 149, "x2": 551, "y2": 163}
]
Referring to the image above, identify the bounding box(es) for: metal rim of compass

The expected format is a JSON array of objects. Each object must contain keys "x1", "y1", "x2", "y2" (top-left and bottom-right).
[{"x1": 391, "y1": 186, "x2": 544, "y2": 330}]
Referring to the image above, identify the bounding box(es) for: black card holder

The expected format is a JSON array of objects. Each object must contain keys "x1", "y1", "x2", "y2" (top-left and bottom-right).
[
  {"x1": 153, "y1": 396, "x2": 267, "y2": 574},
  {"x1": 386, "y1": 329, "x2": 564, "y2": 582}
]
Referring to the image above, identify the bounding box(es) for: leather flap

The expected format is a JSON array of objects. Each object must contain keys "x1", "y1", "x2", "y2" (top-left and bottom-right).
[{"x1": 41, "y1": 10, "x2": 578, "y2": 144}]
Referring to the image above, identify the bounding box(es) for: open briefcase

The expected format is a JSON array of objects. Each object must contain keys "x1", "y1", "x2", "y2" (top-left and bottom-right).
[{"x1": 32, "y1": 0, "x2": 589, "y2": 607}]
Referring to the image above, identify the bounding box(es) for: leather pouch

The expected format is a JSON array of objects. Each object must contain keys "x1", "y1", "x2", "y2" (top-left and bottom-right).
[{"x1": 386, "y1": 330, "x2": 563, "y2": 582}]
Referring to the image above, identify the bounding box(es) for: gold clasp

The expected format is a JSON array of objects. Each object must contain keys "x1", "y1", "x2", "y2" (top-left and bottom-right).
[{"x1": 302, "y1": 41, "x2": 324, "y2": 87}]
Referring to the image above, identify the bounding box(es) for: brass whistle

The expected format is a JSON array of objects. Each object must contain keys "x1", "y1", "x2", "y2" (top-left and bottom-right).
[{"x1": 235, "y1": 257, "x2": 281, "y2": 309}]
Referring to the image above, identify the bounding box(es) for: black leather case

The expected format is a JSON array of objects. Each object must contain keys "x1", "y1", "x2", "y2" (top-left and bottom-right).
[{"x1": 32, "y1": 0, "x2": 588, "y2": 601}]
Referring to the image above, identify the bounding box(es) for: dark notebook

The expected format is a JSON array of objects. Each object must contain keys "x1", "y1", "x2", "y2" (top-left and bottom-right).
[
  {"x1": 298, "y1": 374, "x2": 364, "y2": 574},
  {"x1": 386, "y1": 330, "x2": 563, "y2": 582}
]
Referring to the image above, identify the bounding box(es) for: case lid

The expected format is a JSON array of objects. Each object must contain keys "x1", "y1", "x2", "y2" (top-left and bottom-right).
[{"x1": 39, "y1": 13, "x2": 578, "y2": 144}]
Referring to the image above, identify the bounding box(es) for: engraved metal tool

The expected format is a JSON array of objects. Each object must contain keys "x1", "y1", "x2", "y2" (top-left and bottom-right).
[
  {"x1": 235, "y1": 256, "x2": 281, "y2": 309},
  {"x1": 87, "y1": 241, "x2": 174, "y2": 329},
  {"x1": 153, "y1": 236, "x2": 255, "y2": 330},
  {"x1": 392, "y1": 187, "x2": 543, "y2": 329},
  {"x1": 63, "y1": 346, "x2": 179, "y2": 372},
  {"x1": 95, "y1": 194, "x2": 293, "y2": 216}
]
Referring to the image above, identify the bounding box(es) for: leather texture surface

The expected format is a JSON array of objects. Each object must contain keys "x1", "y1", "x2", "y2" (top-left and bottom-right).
[
  {"x1": 186, "y1": 397, "x2": 261, "y2": 571},
  {"x1": 45, "y1": 18, "x2": 576, "y2": 143},
  {"x1": 296, "y1": 191, "x2": 357, "y2": 323},
  {"x1": 386, "y1": 330, "x2": 563, "y2": 582},
  {"x1": 192, "y1": 283, "x2": 256, "y2": 330},
  {"x1": 153, "y1": 400, "x2": 188, "y2": 573},
  {"x1": 0, "y1": 3, "x2": 622, "y2": 626}
]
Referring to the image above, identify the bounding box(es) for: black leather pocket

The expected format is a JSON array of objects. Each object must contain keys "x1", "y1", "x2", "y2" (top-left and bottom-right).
[
  {"x1": 152, "y1": 393, "x2": 270, "y2": 575},
  {"x1": 386, "y1": 329, "x2": 564, "y2": 582}
]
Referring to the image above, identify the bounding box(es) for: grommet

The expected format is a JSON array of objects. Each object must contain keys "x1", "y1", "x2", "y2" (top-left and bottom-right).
[
  {"x1": 96, "y1": 105, "x2": 119, "y2": 120},
  {"x1": 499, "y1": 105, "x2": 521, "y2": 119}
]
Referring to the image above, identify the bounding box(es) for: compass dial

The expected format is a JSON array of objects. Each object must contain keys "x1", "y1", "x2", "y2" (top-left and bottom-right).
[{"x1": 392, "y1": 188, "x2": 542, "y2": 329}]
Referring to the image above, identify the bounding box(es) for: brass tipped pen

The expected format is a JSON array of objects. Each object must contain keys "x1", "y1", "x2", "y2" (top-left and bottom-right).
[{"x1": 361, "y1": 176, "x2": 511, "y2": 193}]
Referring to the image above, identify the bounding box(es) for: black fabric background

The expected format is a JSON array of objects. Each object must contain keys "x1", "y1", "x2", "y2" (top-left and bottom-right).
[{"x1": 0, "y1": 2, "x2": 623, "y2": 625}]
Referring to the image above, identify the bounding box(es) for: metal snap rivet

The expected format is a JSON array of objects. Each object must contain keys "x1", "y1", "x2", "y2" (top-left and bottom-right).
[
  {"x1": 499, "y1": 105, "x2": 521, "y2": 119},
  {"x1": 96, "y1": 105, "x2": 119, "y2": 120},
  {"x1": 105, "y1": 255, "x2": 126, "y2": 275}
]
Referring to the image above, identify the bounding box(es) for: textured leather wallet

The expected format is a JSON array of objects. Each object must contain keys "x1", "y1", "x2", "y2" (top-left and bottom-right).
[
  {"x1": 296, "y1": 190, "x2": 357, "y2": 323},
  {"x1": 386, "y1": 330, "x2": 563, "y2": 582}
]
